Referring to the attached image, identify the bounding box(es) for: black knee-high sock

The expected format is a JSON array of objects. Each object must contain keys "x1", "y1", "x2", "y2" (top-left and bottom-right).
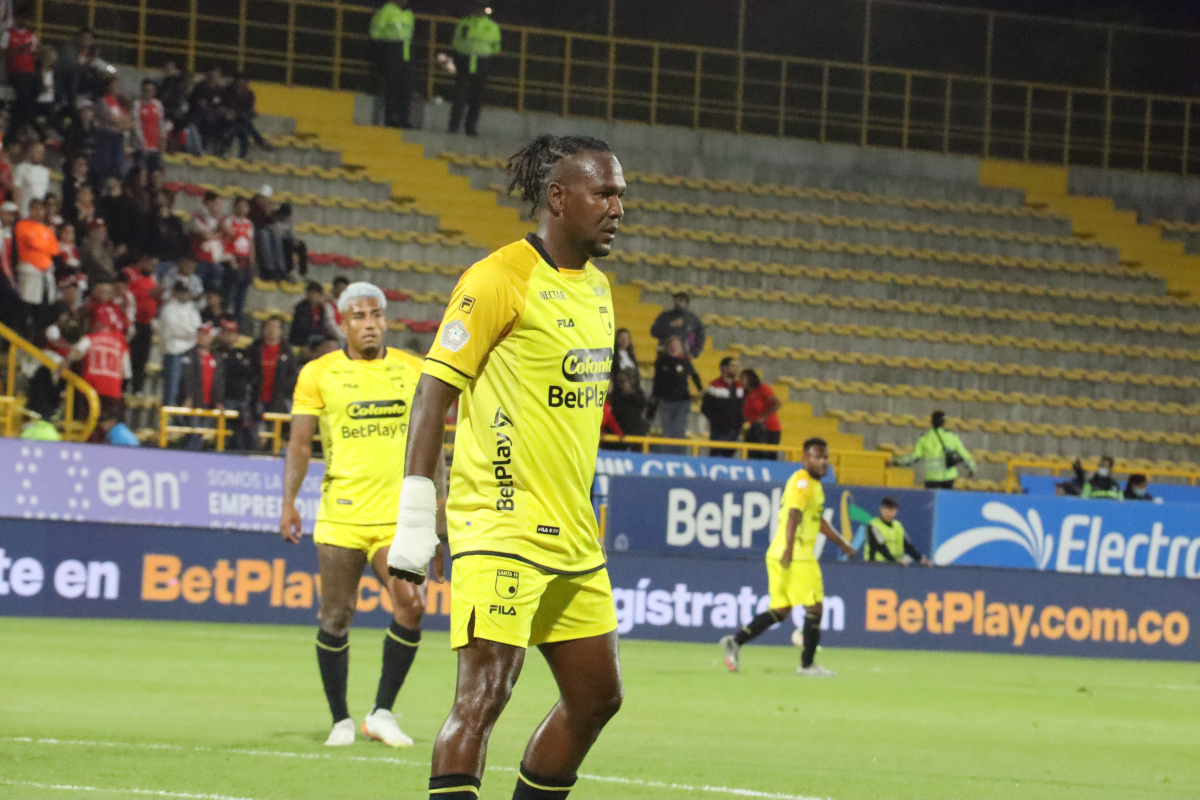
[
  {"x1": 512, "y1": 764, "x2": 575, "y2": 800},
  {"x1": 316, "y1": 629, "x2": 350, "y2": 723},
  {"x1": 429, "y1": 773, "x2": 480, "y2": 799},
  {"x1": 734, "y1": 609, "x2": 783, "y2": 645},
  {"x1": 374, "y1": 621, "x2": 420, "y2": 712},
  {"x1": 801, "y1": 613, "x2": 821, "y2": 668}
]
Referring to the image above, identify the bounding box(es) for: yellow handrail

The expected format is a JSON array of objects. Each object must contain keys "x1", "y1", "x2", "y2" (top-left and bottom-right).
[
  {"x1": 0, "y1": 320, "x2": 100, "y2": 442},
  {"x1": 1005, "y1": 457, "x2": 1200, "y2": 494},
  {"x1": 32, "y1": 0, "x2": 1200, "y2": 175},
  {"x1": 159, "y1": 406, "x2": 239, "y2": 450}
]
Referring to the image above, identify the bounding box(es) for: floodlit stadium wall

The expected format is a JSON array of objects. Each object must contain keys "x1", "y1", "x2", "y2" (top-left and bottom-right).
[{"x1": 0, "y1": 519, "x2": 1194, "y2": 661}]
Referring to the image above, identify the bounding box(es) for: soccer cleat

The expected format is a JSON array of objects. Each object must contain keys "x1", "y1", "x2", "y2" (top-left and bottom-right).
[
  {"x1": 719, "y1": 635, "x2": 740, "y2": 672},
  {"x1": 797, "y1": 665, "x2": 837, "y2": 677},
  {"x1": 325, "y1": 718, "x2": 356, "y2": 746},
  {"x1": 362, "y1": 708, "x2": 414, "y2": 748}
]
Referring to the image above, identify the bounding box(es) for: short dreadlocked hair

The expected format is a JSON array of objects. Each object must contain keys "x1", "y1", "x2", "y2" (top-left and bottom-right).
[{"x1": 505, "y1": 134, "x2": 612, "y2": 215}]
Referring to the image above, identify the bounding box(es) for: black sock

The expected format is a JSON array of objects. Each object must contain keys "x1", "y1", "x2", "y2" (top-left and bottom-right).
[
  {"x1": 374, "y1": 621, "x2": 420, "y2": 712},
  {"x1": 801, "y1": 614, "x2": 821, "y2": 668},
  {"x1": 734, "y1": 609, "x2": 782, "y2": 646},
  {"x1": 513, "y1": 764, "x2": 575, "y2": 799},
  {"x1": 429, "y1": 773, "x2": 481, "y2": 799},
  {"x1": 316, "y1": 629, "x2": 350, "y2": 723}
]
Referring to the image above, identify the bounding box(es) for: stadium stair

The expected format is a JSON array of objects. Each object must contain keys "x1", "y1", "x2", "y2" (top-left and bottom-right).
[{"x1": 979, "y1": 160, "x2": 1200, "y2": 297}]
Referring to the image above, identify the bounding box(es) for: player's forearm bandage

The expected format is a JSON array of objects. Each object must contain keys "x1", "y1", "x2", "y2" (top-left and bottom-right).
[{"x1": 387, "y1": 476, "x2": 440, "y2": 584}]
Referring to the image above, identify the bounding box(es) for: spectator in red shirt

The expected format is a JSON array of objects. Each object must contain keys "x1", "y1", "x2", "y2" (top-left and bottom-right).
[
  {"x1": 3, "y1": 11, "x2": 41, "y2": 137},
  {"x1": 701, "y1": 356, "x2": 745, "y2": 458},
  {"x1": 123, "y1": 253, "x2": 160, "y2": 392},
  {"x1": 85, "y1": 279, "x2": 130, "y2": 338},
  {"x1": 133, "y1": 78, "x2": 167, "y2": 174},
  {"x1": 245, "y1": 316, "x2": 298, "y2": 447},
  {"x1": 740, "y1": 368, "x2": 782, "y2": 460},
  {"x1": 56, "y1": 317, "x2": 131, "y2": 424},
  {"x1": 221, "y1": 195, "x2": 255, "y2": 321},
  {"x1": 178, "y1": 322, "x2": 221, "y2": 449},
  {"x1": 94, "y1": 74, "x2": 134, "y2": 185}
]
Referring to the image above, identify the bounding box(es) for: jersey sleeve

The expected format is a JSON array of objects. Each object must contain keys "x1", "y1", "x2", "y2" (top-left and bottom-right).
[
  {"x1": 784, "y1": 472, "x2": 814, "y2": 512},
  {"x1": 291, "y1": 360, "x2": 325, "y2": 416},
  {"x1": 422, "y1": 260, "x2": 522, "y2": 391}
]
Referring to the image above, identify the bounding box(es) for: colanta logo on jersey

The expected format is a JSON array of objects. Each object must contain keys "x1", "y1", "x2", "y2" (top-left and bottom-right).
[
  {"x1": 561, "y1": 348, "x2": 613, "y2": 383},
  {"x1": 347, "y1": 400, "x2": 408, "y2": 419}
]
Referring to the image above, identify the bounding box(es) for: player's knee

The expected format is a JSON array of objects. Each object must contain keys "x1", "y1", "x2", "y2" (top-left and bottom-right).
[
  {"x1": 319, "y1": 602, "x2": 355, "y2": 637},
  {"x1": 392, "y1": 596, "x2": 424, "y2": 628},
  {"x1": 806, "y1": 602, "x2": 823, "y2": 622},
  {"x1": 593, "y1": 684, "x2": 624, "y2": 726}
]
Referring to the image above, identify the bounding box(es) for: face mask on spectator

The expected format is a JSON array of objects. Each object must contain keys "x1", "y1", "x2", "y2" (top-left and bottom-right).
[{"x1": 1096, "y1": 467, "x2": 1110, "y2": 477}]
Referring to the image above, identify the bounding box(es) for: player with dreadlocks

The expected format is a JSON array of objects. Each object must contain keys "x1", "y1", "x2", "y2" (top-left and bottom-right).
[{"x1": 387, "y1": 134, "x2": 626, "y2": 800}]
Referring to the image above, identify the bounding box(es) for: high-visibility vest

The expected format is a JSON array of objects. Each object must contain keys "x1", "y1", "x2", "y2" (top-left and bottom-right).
[
  {"x1": 370, "y1": 3, "x2": 414, "y2": 61},
  {"x1": 865, "y1": 517, "x2": 906, "y2": 562},
  {"x1": 452, "y1": 14, "x2": 501, "y2": 74}
]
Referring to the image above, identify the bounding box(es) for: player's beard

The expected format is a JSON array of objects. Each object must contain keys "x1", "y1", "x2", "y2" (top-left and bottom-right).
[{"x1": 357, "y1": 344, "x2": 381, "y2": 360}]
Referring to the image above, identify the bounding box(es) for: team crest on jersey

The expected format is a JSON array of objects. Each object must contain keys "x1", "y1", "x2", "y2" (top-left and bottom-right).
[
  {"x1": 495, "y1": 569, "x2": 519, "y2": 599},
  {"x1": 598, "y1": 305, "x2": 613, "y2": 335},
  {"x1": 441, "y1": 320, "x2": 470, "y2": 352}
]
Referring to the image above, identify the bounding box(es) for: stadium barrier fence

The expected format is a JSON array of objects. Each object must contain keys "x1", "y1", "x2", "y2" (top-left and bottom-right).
[{"x1": 1, "y1": 320, "x2": 100, "y2": 442}]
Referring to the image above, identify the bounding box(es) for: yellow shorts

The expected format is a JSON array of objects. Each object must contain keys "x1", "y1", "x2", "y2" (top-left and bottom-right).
[
  {"x1": 767, "y1": 557, "x2": 824, "y2": 609},
  {"x1": 450, "y1": 554, "x2": 618, "y2": 650},
  {"x1": 312, "y1": 520, "x2": 395, "y2": 561}
]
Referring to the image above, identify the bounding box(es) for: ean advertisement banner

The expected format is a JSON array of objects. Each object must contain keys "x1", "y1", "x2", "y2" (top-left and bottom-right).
[
  {"x1": 3, "y1": 519, "x2": 1193, "y2": 661},
  {"x1": 0, "y1": 438, "x2": 322, "y2": 533},
  {"x1": 604, "y1": 475, "x2": 934, "y2": 561},
  {"x1": 932, "y1": 492, "x2": 1200, "y2": 579}
]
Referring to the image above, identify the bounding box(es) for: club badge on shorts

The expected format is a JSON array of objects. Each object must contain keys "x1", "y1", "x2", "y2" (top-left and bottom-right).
[{"x1": 495, "y1": 569, "x2": 519, "y2": 599}]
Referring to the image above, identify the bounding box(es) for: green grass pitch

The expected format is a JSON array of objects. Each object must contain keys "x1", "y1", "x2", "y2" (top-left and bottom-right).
[{"x1": 1, "y1": 617, "x2": 1197, "y2": 800}]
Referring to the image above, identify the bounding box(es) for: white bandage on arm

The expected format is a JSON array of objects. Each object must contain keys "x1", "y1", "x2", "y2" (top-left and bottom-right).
[{"x1": 387, "y1": 475, "x2": 441, "y2": 581}]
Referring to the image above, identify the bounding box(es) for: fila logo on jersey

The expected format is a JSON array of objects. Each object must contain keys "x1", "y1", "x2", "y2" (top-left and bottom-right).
[
  {"x1": 557, "y1": 318, "x2": 575, "y2": 328},
  {"x1": 495, "y1": 569, "x2": 519, "y2": 598},
  {"x1": 536, "y1": 525, "x2": 560, "y2": 536},
  {"x1": 459, "y1": 295, "x2": 476, "y2": 314},
  {"x1": 488, "y1": 605, "x2": 516, "y2": 616},
  {"x1": 347, "y1": 399, "x2": 408, "y2": 419},
  {"x1": 561, "y1": 348, "x2": 613, "y2": 383}
]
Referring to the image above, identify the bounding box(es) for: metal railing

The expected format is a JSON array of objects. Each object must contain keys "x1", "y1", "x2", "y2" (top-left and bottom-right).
[
  {"x1": 1, "y1": 320, "x2": 100, "y2": 442},
  {"x1": 158, "y1": 405, "x2": 239, "y2": 449},
  {"x1": 32, "y1": 0, "x2": 1200, "y2": 175},
  {"x1": 1005, "y1": 457, "x2": 1200, "y2": 495}
]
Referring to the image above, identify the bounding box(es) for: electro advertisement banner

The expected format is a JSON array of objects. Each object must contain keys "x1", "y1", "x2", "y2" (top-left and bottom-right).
[
  {"x1": 0, "y1": 439, "x2": 323, "y2": 533},
  {"x1": 604, "y1": 475, "x2": 934, "y2": 561},
  {"x1": 0, "y1": 519, "x2": 451, "y2": 630},
  {"x1": 592, "y1": 450, "x2": 832, "y2": 506},
  {"x1": 2, "y1": 519, "x2": 1193, "y2": 661},
  {"x1": 932, "y1": 491, "x2": 1200, "y2": 580}
]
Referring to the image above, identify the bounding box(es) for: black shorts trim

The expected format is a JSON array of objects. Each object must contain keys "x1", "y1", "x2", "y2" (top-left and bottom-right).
[
  {"x1": 426, "y1": 357, "x2": 474, "y2": 382},
  {"x1": 451, "y1": 550, "x2": 606, "y2": 577}
]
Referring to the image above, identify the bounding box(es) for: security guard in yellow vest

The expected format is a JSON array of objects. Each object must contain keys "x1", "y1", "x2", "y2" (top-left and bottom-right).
[
  {"x1": 370, "y1": 0, "x2": 415, "y2": 128},
  {"x1": 449, "y1": 1, "x2": 501, "y2": 135},
  {"x1": 891, "y1": 410, "x2": 976, "y2": 489},
  {"x1": 863, "y1": 497, "x2": 933, "y2": 565}
]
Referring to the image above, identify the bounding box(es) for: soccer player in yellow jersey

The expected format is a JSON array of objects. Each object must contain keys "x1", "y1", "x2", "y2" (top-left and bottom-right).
[
  {"x1": 279, "y1": 282, "x2": 447, "y2": 749},
  {"x1": 387, "y1": 134, "x2": 625, "y2": 800},
  {"x1": 719, "y1": 438, "x2": 855, "y2": 676}
]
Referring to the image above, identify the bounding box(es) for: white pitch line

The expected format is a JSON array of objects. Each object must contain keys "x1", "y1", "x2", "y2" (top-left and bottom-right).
[
  {"x1": 1, "y1": 736, "x2": 828, "y2": 800},
  {"x1": 0, "y1": 779, "x2": 261, "y2": 800}
]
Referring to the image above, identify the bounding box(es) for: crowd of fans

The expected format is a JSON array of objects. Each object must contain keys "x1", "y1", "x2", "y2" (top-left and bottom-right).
[
  {"x1": 601, "y1": 291, "x2": 783, "y2": 459},
  {"x1": 0, "y1": 20, "x2": 321, "y2": 448}
]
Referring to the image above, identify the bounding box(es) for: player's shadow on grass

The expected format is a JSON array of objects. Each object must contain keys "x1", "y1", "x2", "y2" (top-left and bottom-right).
[{"x1": 269, "y1": 729, "x2": 328, "y2": 744}]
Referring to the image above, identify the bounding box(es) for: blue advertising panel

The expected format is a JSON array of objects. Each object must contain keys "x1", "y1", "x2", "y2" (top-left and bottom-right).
[
  {"x1": 932, "y1": 491, "x2": 1200, "y2": 579},
  {"x1": 604, "y1": 475, "x2": 934, "y2": 561},
  {"x1": 1020, "y1": 474, "x2": 1200, "y2": 505},
  {"x1": 0, "y1": 519, "x2": 450, "y2": 629},
  {"x1": 592, "y1": 450, "x2": 833, "y2": 506},
  {"x1": 606, "y1": 555, "x2": 1198, "y2": 661},
  {"x1": 0, "y1": 439, "x2": 323, "y2": 532},
  {"x1": 4, "y1": 519, "x2": 1193, "y2": 660}
]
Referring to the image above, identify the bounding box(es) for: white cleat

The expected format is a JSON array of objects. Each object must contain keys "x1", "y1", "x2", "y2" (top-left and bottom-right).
[
  {"x1": 362, "y1": 708, "x2": 414, "y2": 748},
  {"x1": 797, "y1": 664, "x2": 837, "y2": 677},
  {"x1": 719, "y1": 635, "x2": 740, "y2": 672},
  {"x1": 325, "y1": 718, "x2": 356, "y2": 746}
]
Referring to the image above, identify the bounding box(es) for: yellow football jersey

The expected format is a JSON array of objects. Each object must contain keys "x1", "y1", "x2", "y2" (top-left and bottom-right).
[
  {"x1": 766, "y1": 468, "x2": 825, "y2": 563},
  {"x1": 423, "y1": 235, "x2": 613, "y2": 574},
  {"x1": 292, "y1": 347, "x2": 424, "y2": 525}
]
